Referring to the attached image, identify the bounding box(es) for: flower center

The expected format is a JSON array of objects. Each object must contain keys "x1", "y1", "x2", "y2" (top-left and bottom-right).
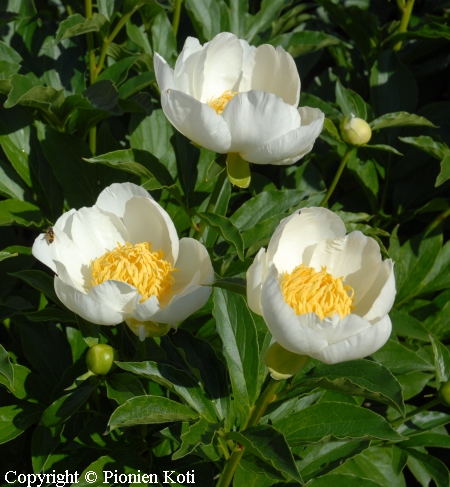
[
  {"x1": 208, "y1": 90, "x2": 238, "y2": 115},
  {"x1": 281, "y1": 264, "x2": 354, "y2": 320},
  {"x1": 91, "y1": 242, "x2": 176, "y2": 303}
]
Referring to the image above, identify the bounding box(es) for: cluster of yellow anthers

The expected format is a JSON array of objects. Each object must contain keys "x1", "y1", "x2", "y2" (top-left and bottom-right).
[
  {"x1": 208, "y1": 90, "x2": 238, "y2": 115},
  {"x1": 91, "y1": 242, "x2": 177, "y2": 303},
  {"x1": 281, "y1": 263, "x2": 354, "y2": 320}
]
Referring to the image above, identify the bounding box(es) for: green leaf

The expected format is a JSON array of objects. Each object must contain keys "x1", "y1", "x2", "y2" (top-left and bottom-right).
[
  {"x1": 83, "y1": 79, "x2": 122, "y2": 116},
  {"x1": 371, "y1": 339, "x2": 434, "y2": 374},
  {"x1": 398, "y1": 411, "x2": 450, "y2": 437},
  {"x1": 0, "y1": 364, "x2": 33, "y2": 400},
  {"x1": 430, "y1": 335, "x2": 450, "y2": 382},
  {"x1": 391, "y1": 309, "x2": 430, "y2": 342},
  {"x1": 404, "y1": 448, "x2": 450, "y2": 487},
  {"x1": 399, "y1": 431, "x2": 450, "y2": 449},
  {"x1": 322, "y1": 118, "x2": 343, "y2": 143},
  {"x1": 306, "y1": 474, "x2": 382, "y2": 487},
  {"x1": 228, "y1": 425, "x2": 302, "y2": 483},
  {"x1": 370, "y1": 50, "x2": 418, "y2": 115},
  {"x1": 0, "y1": 159, "x2": 30, "y2": 201},
  {"x1": 10, "y1": 270, "x2": 58, "y2": 304},
  {"x1": 399, "y1": 135, "x2": 447, "y2": 160},
  {"x1": 54, "y1": 13, "x2": 108, "y2": 43},
  {"x1": 245, "y1": 0, "x2": 290, "y2": 44},
  {"x1": 31, "y1": 424, "x2": 62, "y2": 473},
  {"x1": 213, "y1": 288, "x2": 260, "y2": 426},
  {"x1": 40, "y1": 383, "x2": 96, "y2": 427},
  {"x1": 205, "y1": 278, "x2": 247, "y2": 296},
  {"x1": 335, "y1": 79, "x2": 367, "y2": 119},
  {"x1": 172, "y1": 417, "x2": 221, "y2": 460},
  {"x1": 167, "y1": 329, "x2": 230, "y2": 421},
  {"x1": 97, "y1": 56, "x2": 137, "y2": 86},
  {"x1": 298, "y1": 441, "x2": 371, "y2": 482},
  {"x1": 105, "y1": 373, "x2": 146, "y2": 405},
  {"x1": 334, "y1": 445, "x2": 406, "y2": 487},
  {"x1": 233, "y1": 464, "x2": 278, "y2": 487},
  {"x1": 24, "y1": 308, "x2": 75, "y2": 323},
  {"x1": 107, "y1": 396, "x2": 198, "y2": 432},
  {"x1": 397, "y1": 371, "x2": 432, "y2": 401},
  {"x1": 0, "y1": 199, "x2": 44, "y2": 227},
  {"x1": 184, "y1": 0, "x2": 222, "y2": 42},
  {"x1": 0, "y1": 344, "x2": 13, "y2": 387},
  {"x1": 364, "y1": 144, "x2": 403, "y2": 156},
  {"x1": 0, "y1": 41, "x2": 22, "y2": 64},
  {"x1": 36, "y1": 121, "x2": 98, "y2": 208},
  {"x1": 275, "y1": 403, "x2": 404, "y2": 445},
  {"x1": 270, "y1": 31, "x2": 341, "y2": 57},
  {"x1": 230, "y1": 189, "x2": 311, "y2": 231},
  {"x1": 436, "y1": 153, "x2": 450, "y2": 187},
  {"x1": 0, "y1": 403, "x2": 42, "y2": 444},
  {"x1": 85, "y1": 148, "x2": 174, "y2": 188},
  {"x1": 370, "y1": 112, "x2": 436, "y2": 130},
  {"x1": 116, "y1": 361, "x2": 217, "y2": 422},
  {"x1": 172, "y1": 131, "x2": 199, "y2": 208},
  {"x1": 196, "y1": 211, "x2": 244, "y2": 261},
  {"x1": 76, "y1": 316, "x2": 100, "y2": 347},
  {"x1": 296, "y1": 359, "x2": 405, "y2": 415}
]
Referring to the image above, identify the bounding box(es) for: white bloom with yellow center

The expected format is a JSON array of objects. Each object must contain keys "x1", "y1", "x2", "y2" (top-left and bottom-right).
[
  {"x1": 154, "y1": 32, "x2": 324, "y2": 166},
  {"x1": 247, "y1": 208, "x2": 395, "y2": 364},
  {"x1": 32, "y1": 183, "x2": 214, "y2": 335}
]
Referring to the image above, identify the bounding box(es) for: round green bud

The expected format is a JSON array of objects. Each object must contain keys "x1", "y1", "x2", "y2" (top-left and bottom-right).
[
  {"x1": 340, "y1": 114, "x2": 372, "y2": 146},
  {"x1": 438, "y1": 381, "x2": 450, "y2": 407},
  {"x1": 86, "y1": 344, "x2": 117, "y2": 376},
  {"x1": 264, "y1": 342, "x2": 310, "y2": 380}
]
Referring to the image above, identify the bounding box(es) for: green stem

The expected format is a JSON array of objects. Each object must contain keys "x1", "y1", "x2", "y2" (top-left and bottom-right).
[
  {"x1": 391, "y1": 397, "x2": 441, "y2": 428},
  {"x1": 96, "y1": 8, "x2": 138, "y2": 79},
  {"x1": 394, "y1": 0, "x2": 415, "y2": 51},
  {"x1": 193, "y1": 169, "x2": 227, "y2": 240},
  {"x1": 85, "y1": 0, "x2": 97, "y2": 155},
  {"x1": 425, "y1": 207, "x2": 450, "y2": 237},
  {"x1": 320, "y1": 146, "x2": 353, "y2": 208},
  {"x1": 172, "y1": 0, "x2": 183, "y2": 36},
  {"x1": 215, "y1": 378, "x2": 281, "y2": 487}
]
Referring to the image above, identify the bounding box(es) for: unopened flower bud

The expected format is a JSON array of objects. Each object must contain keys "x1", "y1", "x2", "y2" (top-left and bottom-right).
[
  {"x1": 264, "y1": 342, "x2": 310, "y2": 380},
  {"x1": 438, "y1": 381, "x2": 450, "y2": 407},
  {"x1": 86, "y1": 344, "x2": 118, "y2": 376},
  {"x1": 340, "y1": 115, "x2": 372, "y2": 146}
]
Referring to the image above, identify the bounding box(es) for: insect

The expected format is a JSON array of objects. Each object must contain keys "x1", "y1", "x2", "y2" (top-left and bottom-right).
[{"x1": 42, "y1": 226, "x2": 55, "y2": 244}]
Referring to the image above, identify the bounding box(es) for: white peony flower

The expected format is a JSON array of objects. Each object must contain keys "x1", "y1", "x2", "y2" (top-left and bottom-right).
[
  {"x1": 247, "y1": 207, "x2": 395, "y2": 365},
  {"x1": 154, "y1": 32, "x2": 324, "y2": 167},
  {"x1": 32, "y1": 183, "x2": 214, "y2": 339}
]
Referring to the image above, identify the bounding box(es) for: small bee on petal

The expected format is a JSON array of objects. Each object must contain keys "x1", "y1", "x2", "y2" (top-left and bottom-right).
[{"x1": 42, "y1": 226, "x2": 55, "y2": 244}]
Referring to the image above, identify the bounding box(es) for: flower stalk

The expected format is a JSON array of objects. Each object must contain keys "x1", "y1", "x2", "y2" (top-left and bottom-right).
[
  {"x1": 320, "y1": 146, "x2": 353, "y2": 207},
  {"x1": 85, "y1": 0, "x2": 97, "y2": 155},
  {"x1": 391, "y1": 397, "x2": 441, "y2": 428},
  {"x1": 394, "y1": 0, "x2": 415, "y2": 51},
  {"x1": 172, "y1": 0, "x2": 183, "y2": 36},
  {"x1": 216, "y1": 377, "x2": 281, "y2": 487}
]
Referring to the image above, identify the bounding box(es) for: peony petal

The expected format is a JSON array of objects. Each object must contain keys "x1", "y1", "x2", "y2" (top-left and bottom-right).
[
  {"x1": 32, "y1": 232, "x2": 58, "y2": 274},
  {"x1": 88, "y1": 280, "x2": 138, "y2": 315},
  {"x1": 161, "y1": 89, "x2": 232, "y2": 153},
  {"x1": 200, "y1": 32, "x2": 244, "y2": 103},
  {"x1": 246, "y1": 248, "x2": 266, "y2": 315},
  {"x1": 241, "y1": 107, "x2": 324, "y2": 165},
  {"x1": 54, "y1": 276, "x2": 125, "y2": 326},
  {"x1": 96, "y1": 182, "x2": 152, "y2": 220},
  {"x1": 70, "y1": 206, "x2": 128, "y2": 264},
  {"x1": 123, "y1": 196, "x2": 179, "y2": 265},
  {"x1": 359, "y1": 260, "x2": 396, "y2": 321},
  {"x1": 311, "y1": 314, "x2": 392, "y2": 364},
  {"x1": 173, "y1": 37, "x2": 204, "y2": 96},
  {"x1": 223, "y1": 91, "x2": 300, "y2": 153},
  {"x1": 131, "y1": 295, "x2": 160, "y2": 322},
  {"x1": 151, "y1": 282, "x2": 212, "y2": 325},
  {"x1": 54, "y1": 208, "x2": 77, "y2": 236},
  {"x1": 309, "y1": 231, "x2": 382, "y2": 305},
  {"x1": 154, "y1": 53, "x2": 176, "y2": 92},
  {"x1": 307, "y1": 312, "x2": 372, "y2": 345},
  {"x1": 239, "y1": 44, "x2": 300, "y2": 106},
  {"x1": 171, "y1": 237, "x2": 214, "y2": 294},
  {"x1": 260, "y1": 274, "x2": 328, "y2": 356},
  {"x1": 267, "y1": 207, "x2": 346, "y2": 274}
]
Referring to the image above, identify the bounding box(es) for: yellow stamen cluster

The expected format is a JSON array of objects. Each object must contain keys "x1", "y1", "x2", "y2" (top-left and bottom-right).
[
  {"x1": 281, "y1": 263, "x2": 354, "y2": 320},
  {"x1": 91, "y1": 242, "x2": 176, "y2": 303},
  {"x1": 208, "y1": 90, "x2": 238, "y2": 115}
]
